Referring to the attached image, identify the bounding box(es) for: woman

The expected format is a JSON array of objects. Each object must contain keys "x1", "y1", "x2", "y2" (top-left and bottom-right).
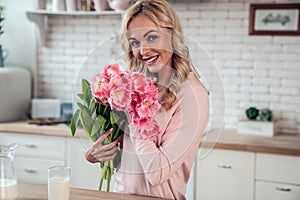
[{"x1": 85, "y1": 0, "x2": 209, "y2": 199}]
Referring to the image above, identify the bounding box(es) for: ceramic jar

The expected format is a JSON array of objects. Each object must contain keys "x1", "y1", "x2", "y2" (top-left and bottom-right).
[
  {"x1": 94, "y1": 0, "x2": 108, "y2": 11},
  {"x1": 107, "y1": 0, "x2": 132, "y2": 11}
]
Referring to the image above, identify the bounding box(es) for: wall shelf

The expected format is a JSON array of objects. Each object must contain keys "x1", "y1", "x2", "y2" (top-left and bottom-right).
[{"x1": 26, "y1": 10, "x2": 123, "y2": 46}]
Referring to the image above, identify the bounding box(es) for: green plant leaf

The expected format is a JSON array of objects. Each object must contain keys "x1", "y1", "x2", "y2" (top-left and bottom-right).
[
  {"x1": 77, "y1": 102, "x2": 85, "y2": 110},
  {"x1": 91, "y1": 123, "x2": 101, "y2": 142},
  {"x1": 77, "y1": 93, "x2": 84, "y2": 100},
  {"x1": 79, "y1": 106, "x2": 94, "y2": 140},
  {"x1": 82, "y1": 79, "x2": 92, "y2": 106},
  {"x1": 70, "y1": 109, "x2": 80, "y2": 136}
]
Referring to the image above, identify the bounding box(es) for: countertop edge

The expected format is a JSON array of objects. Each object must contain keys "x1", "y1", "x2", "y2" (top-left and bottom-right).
[{"x1": 1, "y1": 121, "x2": 300, "y2": 156}]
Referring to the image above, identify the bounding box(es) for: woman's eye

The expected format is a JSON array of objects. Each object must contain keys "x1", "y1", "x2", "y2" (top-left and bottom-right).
[
  {"x1": 148, "y1": 35, "x2": 158, "y2": 41},
  {"x1": 130, "y1": 40, "x2": 140, "y2": 48}
]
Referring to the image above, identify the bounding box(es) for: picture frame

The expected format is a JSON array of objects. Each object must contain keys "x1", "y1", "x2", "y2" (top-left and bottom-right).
[{"x1": 249, "y1": 3, "x2": 300, "y2": 36}]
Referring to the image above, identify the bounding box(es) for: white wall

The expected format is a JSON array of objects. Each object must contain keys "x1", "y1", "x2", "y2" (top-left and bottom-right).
[{"x1": 0, "y1": 0, "x2": 36, "y2": 70}]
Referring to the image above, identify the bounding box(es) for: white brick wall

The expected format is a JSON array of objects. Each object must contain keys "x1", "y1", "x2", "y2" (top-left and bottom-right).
[{"x1": 36, "y1": 0, "x2": 300, "y2": 135}]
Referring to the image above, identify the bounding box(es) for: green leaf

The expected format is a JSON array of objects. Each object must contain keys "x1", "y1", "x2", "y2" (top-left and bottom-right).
[
  {"x1": 77, "y1": 93, "x2": 84, "y2": 100},
  {"x1": 97, "y1": 104, "x2": 105, "y2": 116},
  {"x1": 77, "y1": 102, "x2": 85, "y2": 110},
  {"x1": 96, "y1": 115, "x2": 106, "y2": 125},
  {"x1": 113, "y1": 149, "x2": 121, "y2": 168},
  {"x1": 91, "y1": 119, "x2": 101, "y2": 142},
  {"x1": 89, "y1": 100, "x2": 97, "y2": 117},
  {"x1": 70, "y1": 109, "x2": 80, "y2": 136},
  {"x1": 79, "y1": 106, "x2": 94, "y2": 139},
  {"x1": 81, "y1": 79, "x2": 92, "y2": 106}
]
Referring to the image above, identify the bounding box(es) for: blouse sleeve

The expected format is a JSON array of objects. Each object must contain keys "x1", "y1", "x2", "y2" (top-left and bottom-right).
[{"x1": 129, "y1": 82, "x2": 209, "y2": 186}]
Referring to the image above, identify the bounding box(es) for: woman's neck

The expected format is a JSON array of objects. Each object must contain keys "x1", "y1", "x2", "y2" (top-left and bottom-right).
[{"x1": 157, "y1": 66, "x2": 172, "y2": 87}]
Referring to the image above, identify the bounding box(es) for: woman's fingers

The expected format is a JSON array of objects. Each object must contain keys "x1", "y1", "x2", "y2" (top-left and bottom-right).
[
  {"x1": 100, "y1": 138, "x2": 119, "y2": 151},
  {"x1": 85, "y1": 128, "x2": 119, "y2": 164},
  {"x1": 94, "y1": 146, "x2": 117, "y2": 159},
  {"x1": 89, "y1": 147, "x2": 118, "y2": 163},
  {"x1": 92, "y1": 128, "x2": 113, "y2": 147}
]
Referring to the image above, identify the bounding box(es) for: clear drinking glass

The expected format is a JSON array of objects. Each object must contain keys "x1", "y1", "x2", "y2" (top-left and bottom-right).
[
  {"x1": 0, "y1": 143, "x2": 19, "y2": 200},
  {"x1": 48, "y1": 166, "x2": 71, "y2": 200}
]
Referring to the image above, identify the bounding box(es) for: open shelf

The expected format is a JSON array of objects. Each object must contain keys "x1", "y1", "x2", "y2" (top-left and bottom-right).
[{"x1": 26, "y1": 9, "x2": 123, "y2": 46}]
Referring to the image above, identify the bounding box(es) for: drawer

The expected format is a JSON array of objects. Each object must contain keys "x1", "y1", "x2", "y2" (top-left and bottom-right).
[
  {"x1": 256, "y1": 153, "x2": 300, "y2": 185},
  {"x1": 0, "y1": 132, "x2": 65, "y2": 159},
  {"x1": 15, "y1": 157, "x2": 65, "y2": 184},
  {"x1": 256, "y1": 181, "x2": 300, "y2": 200},
  {"x1": 196, "y1": 149, "x2": 255, "y2": 200}
]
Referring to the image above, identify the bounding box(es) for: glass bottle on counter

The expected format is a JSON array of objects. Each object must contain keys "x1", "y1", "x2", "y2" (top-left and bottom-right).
[{"x1": 0, "y1": 143, "x2": 19, "y2": 200}]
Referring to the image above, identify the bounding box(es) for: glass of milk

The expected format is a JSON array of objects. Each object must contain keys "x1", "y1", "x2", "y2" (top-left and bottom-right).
[{"x1": 48, "y1": 166, "x2": 71, "y2": 200}]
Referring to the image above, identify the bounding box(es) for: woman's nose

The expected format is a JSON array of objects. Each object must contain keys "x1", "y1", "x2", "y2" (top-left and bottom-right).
[{"x1": 139, "y1": 43, "x2": 150, "y2": 55}]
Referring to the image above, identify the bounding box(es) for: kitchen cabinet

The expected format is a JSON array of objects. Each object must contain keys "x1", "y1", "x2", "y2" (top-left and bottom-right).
[
  {"x1": 255, "y1": 153, "x2": 300, "y2": 200},
  {"x1": 196, "y1": 149, "x2": 300, "y2": 200},
  {"x1": 0, "y1": 132, "x2": 65, "y2": 184},
  {"x1": 26, "y1": 10, "x2": 122, "y2": 46},
  {"x1": 196, "y1": 148, "x2": 255, "y2": 200}
]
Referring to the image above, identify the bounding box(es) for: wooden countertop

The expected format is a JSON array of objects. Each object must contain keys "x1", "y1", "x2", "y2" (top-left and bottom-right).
[
  {"x1": 0, "y1": 121, "x2": 81, "y2": 138},
  {"x1": 200, "y1": 129, "x2": 300, "y2": 156},
  {"x1": 17, "y1": 182, "x2": 166, "y2": 200},
  {"x1": 1, "y1": 121, "x2": 300, "y2": 156}
]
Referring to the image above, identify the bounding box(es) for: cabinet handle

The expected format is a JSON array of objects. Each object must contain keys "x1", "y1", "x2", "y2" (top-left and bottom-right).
[
  {"x1": 217, "y1": 164, "x2": 232, "y2": 169},
  {"x1": 25, "y1": 144, "x2": 37, "y2": 148},
  {"x1": 276, "y1": 187, "x2": 291, "y2": 192},
  {"x1": 25, "y1": 168, "x2": 37, "y2": 173}
]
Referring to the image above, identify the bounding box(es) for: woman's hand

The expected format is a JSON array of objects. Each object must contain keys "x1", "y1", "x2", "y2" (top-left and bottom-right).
[{"x1": 85, "y1": 128, "x2": 119, "y2": 163}]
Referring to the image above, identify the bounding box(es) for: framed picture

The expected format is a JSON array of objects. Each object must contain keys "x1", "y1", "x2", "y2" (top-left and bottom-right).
[{"x1": 249, "y1": 3, "x2": 300, "y2": 36}]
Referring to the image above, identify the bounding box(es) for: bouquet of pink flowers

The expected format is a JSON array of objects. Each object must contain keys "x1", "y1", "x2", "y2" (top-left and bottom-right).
[{"x1": 70, "y1": 63, "x2": 161, "y2": 191}]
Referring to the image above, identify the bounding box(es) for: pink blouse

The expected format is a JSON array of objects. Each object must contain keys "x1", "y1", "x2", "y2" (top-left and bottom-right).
[{"x1": 114, "y1": 74, "x2": 209, "y2": 200}]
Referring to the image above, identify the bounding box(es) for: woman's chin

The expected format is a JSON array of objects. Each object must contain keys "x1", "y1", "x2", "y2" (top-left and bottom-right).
[{"x1": 146, "y1": 64, "x2": 161, "y2": 74}]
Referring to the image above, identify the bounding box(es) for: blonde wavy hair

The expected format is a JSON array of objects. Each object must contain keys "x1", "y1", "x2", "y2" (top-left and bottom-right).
[{"x1": 120, "y1": 0, "x2": 200, "y2": 110}]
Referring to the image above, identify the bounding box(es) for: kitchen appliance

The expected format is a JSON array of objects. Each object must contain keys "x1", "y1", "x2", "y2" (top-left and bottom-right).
[
  {"x1": 31, "y1": 98, "x2": 61, "y2": 119},
  {"x1": 0, "y1": 66, "x2": 31, "y2": 122}
]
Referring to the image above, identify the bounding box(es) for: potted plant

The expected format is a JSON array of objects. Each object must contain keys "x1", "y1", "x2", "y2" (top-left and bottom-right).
[
  {"x1": 0, "y1": 4, "x2": 5, "y2": 67},
  {"x1": 238, "y1": 107, "x2": 276, "y2": 137}
]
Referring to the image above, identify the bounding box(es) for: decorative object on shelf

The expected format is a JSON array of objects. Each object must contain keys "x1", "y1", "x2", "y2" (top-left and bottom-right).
[
  {"x1": 65, "y1": 0, "x2": 78, "y2": 11},
  {"x1": 249, "y1": 3, "x2": 300, "y2": 36},
  {"x1": 239, "y1": 107, "x2": 276, "y2": 137},
  {"x1": 52, "y1": 0, "x2": 66, "y2": 12},
  {"x1": 94, "y1": 0, "x2": 108, "y2": 11},
  {"x1": 33, "y1": 0, "x2": 46, "y2": 9},
  {"x1": 107, "y1": 0, "x2": 132, "y2": 11}
]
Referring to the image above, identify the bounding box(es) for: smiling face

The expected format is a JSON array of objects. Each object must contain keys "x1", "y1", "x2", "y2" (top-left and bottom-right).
[{"x1": 127, "y1": 14, "x2": 173, "y2": 75}]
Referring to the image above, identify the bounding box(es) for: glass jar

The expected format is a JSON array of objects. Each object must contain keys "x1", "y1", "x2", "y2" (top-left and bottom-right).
[{"x1": 0, "y1": 143, "x2": 19, "y2": 200}]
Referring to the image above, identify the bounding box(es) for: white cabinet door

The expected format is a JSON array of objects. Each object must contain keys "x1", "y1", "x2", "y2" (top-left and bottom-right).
[
  {"x1": 196, "y1": 149, "x2": 255, "y2": 200},
  {"x1": 66, "y1": 137, "x2": 115, "y2": 191},
  {"x1": 256, "y1": 181, "x2": 300, "y2": 200},
  {"x1": 256, "y1": 153, "x2": 300, "y2": 185}
]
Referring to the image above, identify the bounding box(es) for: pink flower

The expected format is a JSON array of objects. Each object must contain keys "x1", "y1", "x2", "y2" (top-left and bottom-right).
[
  {"x1": 91, "y1": 63, "x2": 161, "y2": 139},
  {"x1": 91, "y1": 73, "x2": 110, "y2": 105},
  {"x1": 103, "y1": 63, "x2": 121, "y2": 79},
  {"x1": 108, "y1": 72, "x2": 132, "y2": 111}
]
